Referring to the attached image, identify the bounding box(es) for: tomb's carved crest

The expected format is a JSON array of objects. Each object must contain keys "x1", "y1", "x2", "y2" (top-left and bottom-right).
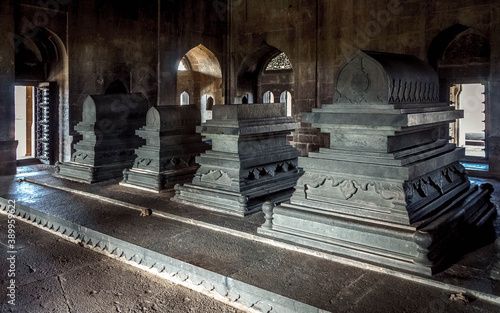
[{"x1": 334, "y1": 51, "x2": 439, "y2": 105}]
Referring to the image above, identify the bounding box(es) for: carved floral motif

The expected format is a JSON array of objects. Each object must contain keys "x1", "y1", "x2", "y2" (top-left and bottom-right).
[{"x1": 300, "y1": 173, "x2": 404, "y2": 202}]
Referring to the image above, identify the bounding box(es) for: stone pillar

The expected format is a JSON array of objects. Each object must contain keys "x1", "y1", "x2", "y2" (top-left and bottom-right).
[
  {"x1": 55, "y1": 94, "x2": 148, "y2": 183},
  {"x1": 172, "y1": 103, "x2": 303, "y2": 216},
  {"x1": 121, "y1": 105, "x2": 210, "y2": 192},
  {"x1": 488, "y1": 80, "x2": 500, "y2": 178},
  {"x1": 259, "y1": 51, "x2": 497, "y2": 275},
  {"x1": 0, "y1": 1, "x2": 17, "y2": 176},
  {"x1": 489, "y1": 6, "x2": 500, "y2": 179}
]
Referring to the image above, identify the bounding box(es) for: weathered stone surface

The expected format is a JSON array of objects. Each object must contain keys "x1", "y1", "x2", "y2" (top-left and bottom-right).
[
  {"x1": 259, "y1": 51, "x2": 497, "y2": 275},
  {"x1": 55, "y1": 94, "x2": 148, "y2": 183},
  {"x1": 0, "y1": 140, "x2": 17, "y2": 176},
  {"x1": 172, "y1": 103, "x2": 303, "y2": 216},
  {"x1": 491, "y1": 238, "x2": 500, "y2": 280},
  {"x1": 121, "y1": 105, "x2": 210, "y2": 192}
]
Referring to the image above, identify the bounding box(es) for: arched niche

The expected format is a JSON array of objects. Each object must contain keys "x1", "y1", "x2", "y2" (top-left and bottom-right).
[
  {"x1": 180, "y1": 91, "x2": 190, "y2": 105},
  {"x1": 263, "y1": 91, "x2": 275, "y2": 103},
  {"x1": 105, "y1": 80, "x2": 129, "y2": 94},
  {"x1": 280, "y1": 91, "x2": 292, "y2": 117},
  {"x1": 428, "y1": 25, "x2": 492, "y2": 163},
  {"x1": 236, "y1": 43, "x2": 282, "y2": 101},
  {"x1": 14, "y1": 26, "x2": 70, "y2": 164},
  {"x1": 176, "y1": 44, "x2": 223, "y2": 107},
  {"x1": 428, "y1": 25, "x2": 490, "y2": 101},
  {"x1": 236, "y1": 43, "x2": 294, "y2": 110}
]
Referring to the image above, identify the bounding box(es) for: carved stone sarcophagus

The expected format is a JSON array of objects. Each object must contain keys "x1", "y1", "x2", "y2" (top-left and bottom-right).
[
  {"x1": 258, "y1": 51, "x2": 497, "y2": 275},
  {"x1": 121, "y1": 105, "x2": 210, "y2": 192},
  {"x1": 55, "y1": 94, "x2": 148, "y2": 183},
  {"x1": 172, "y1": 103, "x2": 303, "y2": 216}
]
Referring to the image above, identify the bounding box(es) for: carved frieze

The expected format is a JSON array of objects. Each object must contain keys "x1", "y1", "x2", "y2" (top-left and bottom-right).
[
  {"x1": 200, "y1": 170, "x2": 233, "y2": 186},
  {"x1": 404, "y1": 162, "x2": 467, "y2": 205},
  {"x1": 299, "y1": 172, "x2": 405, "y2": 203},
  {"x1": 245, "y1": 161, "x2": 297, "y2": 181}
]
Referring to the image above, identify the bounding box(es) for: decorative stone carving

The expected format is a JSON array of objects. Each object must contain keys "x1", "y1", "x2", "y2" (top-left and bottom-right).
[
  {"x1": 121, "y1": 105, "x2": 210, "y2": 192},
  {"x1": 259, "y1": 51, "x2": 496, "y2": 275},
  {"x1": 55, "y1": 94, "x2": 148, "y2": 183},
  {"x1": 172, "y1": 103, "x2": 303, "y2": 216}
]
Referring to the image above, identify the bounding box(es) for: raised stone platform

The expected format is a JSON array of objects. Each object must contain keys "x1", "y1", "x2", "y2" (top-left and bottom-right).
[
  {"x1": 172, "y1": 103, "x2": 303, "y2": 216},
  {"x1": 55, "y1": 94, "x2": 148, "y2": 183},
  {"x1": 2, "y1": 167, "x2": 500, "y2": 312},
  {"x1": 121, "y1": 105, "x2": 210, "y2": 192},
  {"x1": 258, "y1": 51, "x2": 497, "y2": 275}
]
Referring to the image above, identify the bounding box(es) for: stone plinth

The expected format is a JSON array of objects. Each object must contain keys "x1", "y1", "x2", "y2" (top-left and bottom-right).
[
  {"x1": 172, "y1": 103, "x2": 302, "y2": 216},
  {"x1": 121, "y1": 105, "x2": 210, "y2": 192},
  {"x1": 258, "y1": 51, "x2": 497, "y2": 275},
  {"x1": 55, "y1": 94, "x2": 148, "y2": 183}
]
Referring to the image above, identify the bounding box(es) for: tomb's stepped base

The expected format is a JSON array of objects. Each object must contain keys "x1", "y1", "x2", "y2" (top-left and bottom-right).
[
  {"x1": 55, "y1": 94, "x2": 148, "y2": 184},
  {"x1": 260, "y1": 182, "x2": 495, "y2": 275},
  {"x1": 258, "y1": 51, "x2": 497, "y2": 275},
  {"x1": 121, "y1": 105, "x2": 210, "y2": 192},
  {"x1": 55, "y1": 160, "x2": 135, "y2": 184},
  {"x1": 172, "y1": 103, "x2": 302, "y2": 216}
]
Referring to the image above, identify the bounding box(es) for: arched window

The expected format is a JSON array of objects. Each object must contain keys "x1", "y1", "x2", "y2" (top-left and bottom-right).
[
  {"x1": 265, "y1": 52, "x2": 293, "y2": 71},
  {"x1": 242, "y1": 96, "x2": 248, "y2": 104},
  {"x1": 178, "y1": 57, "x2": 189, "y2": 71},
  {"x1": 180, "y1": 91, "x2": 190, "y2": 105},
  {"x1": 206, "y1": 96, "x2": 214, "y2": 110},
  {"x1": 263, "y1": 91, "x2": 274, "y2": 103},
  {"x1": 280, "y1": 91, "x2": 292, "y2": 117}
]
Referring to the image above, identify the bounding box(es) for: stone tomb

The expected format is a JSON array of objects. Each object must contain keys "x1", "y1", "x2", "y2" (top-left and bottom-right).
[
  {"x1": 121, "y1": 105, "x2": 210, "y2": 192},
  {"x1": 258, "y1": 51, "x2": 497, "y2": 275},
  {"x1": 55, "y1": 94, "x2": 148, "y2": 183},
  {"x1": 172, "y1": 103, "x2": 302, "y2": 216}
]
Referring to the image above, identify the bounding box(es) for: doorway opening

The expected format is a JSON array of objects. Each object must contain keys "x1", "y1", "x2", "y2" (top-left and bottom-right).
[
  {"x1": 15, "y1": 83, "x2": 57, "y2": 166},
  {"x1": 449, "y1": 83, "x2": 488, "y2": 169},
  {"x1": 15, "y1": 86, "x2": 35, "y2": 161}
]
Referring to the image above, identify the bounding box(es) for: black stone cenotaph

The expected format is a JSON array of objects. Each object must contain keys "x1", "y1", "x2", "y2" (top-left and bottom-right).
[
  {"x1": 172, "y1": 103, "x2": 303, "y2": 216},
  {"x1": 258, "y1": 51, "x2": 497, "y2": 275},
  {"x1": 121, "y1": 105, "x2": 210, "y2": 192},
  {"x1": 55, "y1": 94, "x2": 148, "y2": 183}
]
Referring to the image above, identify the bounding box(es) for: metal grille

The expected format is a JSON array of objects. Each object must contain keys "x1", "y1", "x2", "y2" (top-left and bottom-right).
[
  {"x1": 35, "y1": 86, "x2": 52, "y2": 164},
  {"x1": 265, "y1": 52, "x2": 292, "y2": 71}
]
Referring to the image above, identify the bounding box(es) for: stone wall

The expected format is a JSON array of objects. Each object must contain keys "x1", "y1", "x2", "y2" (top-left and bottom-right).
[
  {"x1": 1, "y1": 0, "x2": 500, "y2": 178},
  {"x1": 228, "y1": 0, "x2": 500, "y2": 172},
  {"x1": 0, "y1": 0, "x2": 16, "y2": 175}
]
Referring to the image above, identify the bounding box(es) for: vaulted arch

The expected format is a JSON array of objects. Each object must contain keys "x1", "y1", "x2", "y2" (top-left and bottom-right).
[
  {"x1": 236, "y1": 43, "x2": 294, "y2": 108},
  {"x1": 14, "y1": 26, "x2": 70, "y2": 164},
  {"x1": 176, "y1": 44, "x2": 223, "y2": 112}
]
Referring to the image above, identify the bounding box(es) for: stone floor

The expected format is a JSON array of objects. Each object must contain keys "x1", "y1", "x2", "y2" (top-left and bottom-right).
[
  {"x1": 0, "y1": 214, "x2": 243, "y2": 313},
  {"x1": 1, "y1": 165, "x2": 500, "y2": 312}
]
